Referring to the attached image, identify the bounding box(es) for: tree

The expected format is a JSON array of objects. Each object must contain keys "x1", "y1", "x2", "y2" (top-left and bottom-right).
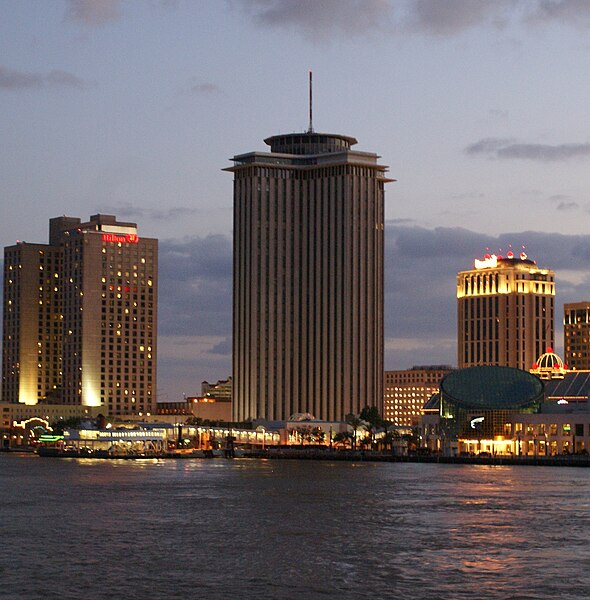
[
  {"x1": 50, "y1": 416, "x2": 85, "y2": 435},
  {"x1": 332, "y1": 431, "x2": 352, "y2": 449},
  {"x1": 359, "y1": 406, "x2": 382, "y2": 450},
  {"x1": 311, "y1": 427, "x2": 326, "y2": 445},
  {"x1": 345, "y1": 413, "x2": 365, "y2": 451}
]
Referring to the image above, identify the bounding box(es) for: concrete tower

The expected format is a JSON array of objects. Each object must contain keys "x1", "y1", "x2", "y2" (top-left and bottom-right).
[{"x1": 227, "y1": 131, "x2": 392, "y2": 422}]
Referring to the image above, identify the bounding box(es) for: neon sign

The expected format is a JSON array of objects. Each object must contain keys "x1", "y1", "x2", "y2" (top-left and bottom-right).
[
  {"x1": 470, "y1": 416, "x2": 485, "y2": 429},
  {"x1": 474, "y1": 254, "x2": 498, "y2": 269},
  {"x1": 102, "y1": 233, "x2": 139, "y2": 244}
]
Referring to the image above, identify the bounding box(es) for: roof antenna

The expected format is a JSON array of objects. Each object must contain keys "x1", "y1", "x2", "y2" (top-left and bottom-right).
[{"x1": 308, "y1": 70, "x2": 314, "y2": 133}]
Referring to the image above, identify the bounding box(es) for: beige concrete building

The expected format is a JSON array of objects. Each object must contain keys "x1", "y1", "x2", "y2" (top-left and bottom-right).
[
  {"x1": 2, "y1": 214, "x2": 157, "y2": 416},
  {"x1": 384, "y1": 365, "x2": 453, "y2": 426},
  {"x1": 563, "y1": 302, "x2": 590, "y2": 370},
  {"x1": 227, "y1": 131, "x2": 392, "y2": 422},
  {"x1": 457, "y1": 251, "x2": 554, "y2": 370}
]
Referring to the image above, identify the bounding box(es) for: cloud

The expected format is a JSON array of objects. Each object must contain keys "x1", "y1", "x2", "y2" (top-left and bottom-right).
[
  {"x1": 526, "y1": 0, "x2": 590, "y2": 28},
  {"x1": 465, "y1": 137, "x2": 590, "y2": 161},
  {"x1": 0, "y1": 65, "x2": 87, "y2": 90},
  {"x1": 488, "y1": 108, "x2": 509, "y2": 120},
  {"x1": 236, "y1": 0, "x2": 590, "y2": 41},
  {"x1": 557, "y1": 201, "x2": 579, "y2": 211},
  {"x1": 158, "y1": 234, "x2": 232, "y2": 339},
  {"x1": 210, "y1": 337, "x2": 232, "y2": 355},
  {"x1": 406, "y1": 0, "x2": 513, "y2": 35},
  {"x1": 99, "y1": 203, "x2": 199, "y2": 221},
  {"x1": 181, "y1": 81, "x2": 221, "y2": 95},
  {"x1": 237, "y1": 0, "x2": 392, "y2": 39},
  {"x1": 64, "y1": 0, "x2": 123, "y2": 26}
]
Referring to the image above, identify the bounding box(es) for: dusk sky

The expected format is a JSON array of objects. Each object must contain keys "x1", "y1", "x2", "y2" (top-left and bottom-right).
[{"x1": 4, "y1": 0, "x2": 590, "y2": 401}]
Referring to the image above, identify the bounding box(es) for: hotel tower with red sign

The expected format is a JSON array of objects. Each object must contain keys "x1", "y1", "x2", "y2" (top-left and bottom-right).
[
  {"x1": 2, "y1": 215, "x2": 157, "y2": 416},
  {"x1": 457, "y1": 251, "x2": 554, "y2": 370}
]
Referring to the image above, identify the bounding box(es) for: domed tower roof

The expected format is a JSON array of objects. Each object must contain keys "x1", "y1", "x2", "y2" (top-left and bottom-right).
[{"x1": 531, "y1": 348, "x2": 568, "y2": 380}]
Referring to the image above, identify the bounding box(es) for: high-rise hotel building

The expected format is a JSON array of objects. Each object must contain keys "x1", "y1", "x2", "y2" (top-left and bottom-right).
[
  {"x1": 2, "y1": 215, "x2": 157, "y2": 416},
  {"x1": 564, "y1": 302, "x2": 590, "y2": 370},
  {"x1": 457, "y1": 251, "x2": 554, "y2": 370},
  {"x1": 227, "y1": 131, "x2": 392, "y2": 422}
]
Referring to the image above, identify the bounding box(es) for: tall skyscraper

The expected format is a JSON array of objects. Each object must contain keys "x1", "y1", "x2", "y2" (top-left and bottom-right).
[
  {"x1": 2, "y1": 214, "x2": 157, "y2": 416},
  {"x1": 457, "y1": 251, "x2": 554, "y2": 370},
  {"x1": 227, "y1": 130, "x2": 392, "y2": 422},
  {"x1": 563, "y1": 302, "x2": 590, "y2": 370}
]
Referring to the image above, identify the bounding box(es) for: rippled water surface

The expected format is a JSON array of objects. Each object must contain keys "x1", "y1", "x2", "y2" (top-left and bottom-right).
[{"x1": 1, "y1": 455, "x2": 590, "y2": 599}]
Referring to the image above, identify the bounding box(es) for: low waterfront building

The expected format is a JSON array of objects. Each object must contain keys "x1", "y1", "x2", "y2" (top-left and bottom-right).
[
  {"x1": 1, "y1": 402, "x2": 101, "y2": 448},
  {"x1": 156, "y1": 396, "x2": 232, "y2": 422},
  {"x1": 420, "y1": 364, "x2": 590, "y2": 456},
  {"x1": 202, "y1": 377, "x2": 232, "y2": 402}
]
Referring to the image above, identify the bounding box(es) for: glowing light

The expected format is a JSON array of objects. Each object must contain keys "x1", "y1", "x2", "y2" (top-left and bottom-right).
[
  {"x1": 470, "y1": 416, "x2": 485, "y2": 429},
  {"x1": 102, "y1": 233, "x2": 139, "y2": 244},
  {"x1": 474, "y1": 254, "x2": 498, "y2": 269}
]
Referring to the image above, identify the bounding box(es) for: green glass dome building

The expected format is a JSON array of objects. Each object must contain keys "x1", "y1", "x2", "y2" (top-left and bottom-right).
[{"x1": 440, "y1": 365, "x2": 544, "y2": 439}]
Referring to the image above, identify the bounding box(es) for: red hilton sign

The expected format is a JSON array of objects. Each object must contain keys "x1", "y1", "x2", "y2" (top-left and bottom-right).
[{"x1": 102, "y1": 233, "x2": 139, "y2": 244}]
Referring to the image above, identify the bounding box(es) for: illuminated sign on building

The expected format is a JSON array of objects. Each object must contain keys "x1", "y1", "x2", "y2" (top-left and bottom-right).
[
  {"x1": 470, "y1": 416, "x2": 485, "y2": 429},
  {"x1": 474, "y1": 250, "x2": 528, "y2": 270},
  {"x1": 102, "y1": 233, "x2": 139, "y2": 244},
  {"x1": 474, "y1": 254, "x2": 498, "y2": 269}
]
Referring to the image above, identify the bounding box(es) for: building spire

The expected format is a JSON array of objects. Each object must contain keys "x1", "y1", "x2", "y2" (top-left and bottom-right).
[{"x1": 308, "y1": 70, "x2": 314, "y2": 133}]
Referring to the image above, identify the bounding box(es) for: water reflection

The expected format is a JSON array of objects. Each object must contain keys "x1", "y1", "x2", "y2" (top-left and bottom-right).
[{"x1": 1, "y1": 456, "x2": 590, "y2": 599}]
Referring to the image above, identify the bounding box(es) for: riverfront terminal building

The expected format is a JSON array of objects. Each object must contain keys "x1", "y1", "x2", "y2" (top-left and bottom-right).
[
  {"x1": 227, "y1": 131, "x2": 392, "y2": 422},
  {"x1": 2, "y1": 214, "x2": 157, "y2": 416},
  {"x1": 457, "y1": 251, "x2": 554, "y2": 371}
]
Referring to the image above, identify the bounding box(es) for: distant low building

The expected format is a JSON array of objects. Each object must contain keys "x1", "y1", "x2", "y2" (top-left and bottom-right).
[
  {"x1": 157, "y1": 396, "x2": 231, "y2": 422},
  {"x1": 201, "y1": 377, "x2": 232, "y2": 403},
  {"x1": 384, "y1": 366, "x2": 453, "y2": 426},
  {"x1": 564, "y1": 302, "x2": 590, "y2": 370}
]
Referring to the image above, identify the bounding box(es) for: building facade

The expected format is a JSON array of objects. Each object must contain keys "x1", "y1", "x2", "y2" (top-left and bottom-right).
[
  {"x1": 2, "y1": 214, "x2": 157, "y2": 416},
  {"x1": 384, "y1": 365, "x2": 453, "y2": 426},
  {"x1": 227, "y1": 131, "x2": 392, "y2": 421},
  {"x1": 564, "y1": 302, "x2": 590, "y2": 370},
  {"x1": 421, "y1": 366, "x2": 590, "y2": 457},
  {"x1": 457, "y1": 251, "x2": 554, "y2": 370}
]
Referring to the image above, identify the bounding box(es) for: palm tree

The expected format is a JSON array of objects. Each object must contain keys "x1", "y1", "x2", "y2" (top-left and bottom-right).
[{"x1": 345, "y1": 413, "x2": 364, "y2": 451}]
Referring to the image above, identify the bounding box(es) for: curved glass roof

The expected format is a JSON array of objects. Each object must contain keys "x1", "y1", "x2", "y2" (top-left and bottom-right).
[{"x1": 441, "y1": 366, "x2": 544, "y2": 410}]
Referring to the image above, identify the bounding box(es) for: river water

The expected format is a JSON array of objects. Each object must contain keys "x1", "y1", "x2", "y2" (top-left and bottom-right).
[{"x1": 1, "y1": 454, "x2": 589, "y2": 599}]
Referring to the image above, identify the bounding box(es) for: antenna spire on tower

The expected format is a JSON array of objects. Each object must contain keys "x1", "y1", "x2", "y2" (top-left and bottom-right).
[{"x1": 308, "y1": 70, "x2": 314, "y2": 133}]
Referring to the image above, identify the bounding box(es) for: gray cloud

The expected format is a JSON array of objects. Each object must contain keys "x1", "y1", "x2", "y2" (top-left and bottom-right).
[
  {"x1": 488, "y1": 108, "x2": 509, "y2": 120},
  {"x1": 526, "y1": 0, "x2": 590, "y2": 28},
  {"x1": 236, "y1": 0, "x2": 590, "y2": 40},
  {"x1": 157, "y1": 225, "x2": 590, "y2": 376},
  {"x1": 465, "y1": 137, "x2": 590, "y2": 161},
  {"x1": 210, "y1": 337, "x2": 232, "y2": 355},
  {"x1": 0, "y1": 65, "x2": 87, "y2": 90},
  {"x1": 100, "y1": 203, "x2": 199, "y2": 221},
  {"x1": 237, "y1": 0, "x2": 392, "y2": 39},
  {"x1": 557, "y1": 201, "x2": 579, "y2": 211},
  {"x1": 64, "y1": 0, "x2": 123, "y2": 26},
  {"x1": 182, "y1": 81, "x2": 221, "y2": 95},
  {"x1": 406, "y1": 0, "x2": 513, "y2": 35},
  {"x1": 158, "y1": 235, "x2": 232, "y2": 338}
]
